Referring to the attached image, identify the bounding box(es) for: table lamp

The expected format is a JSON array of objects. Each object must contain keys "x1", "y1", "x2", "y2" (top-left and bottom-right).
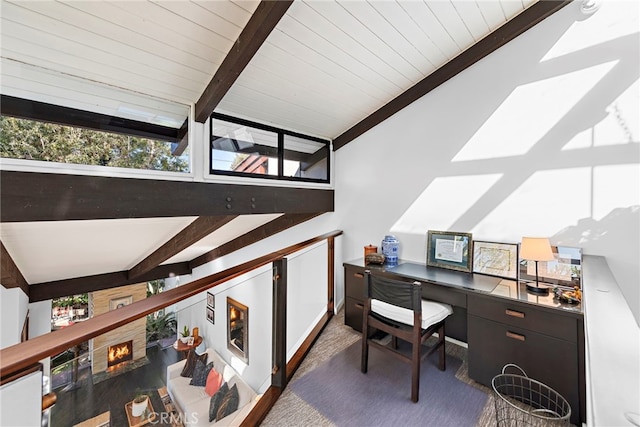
[{"x1": 520, "y1": 237, "x2": 554, "y2": 294}]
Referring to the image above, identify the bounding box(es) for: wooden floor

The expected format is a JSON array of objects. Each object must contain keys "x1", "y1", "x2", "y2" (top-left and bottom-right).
[{"x1": 50, "y1": 344, "x2": 180, "y2": 427}]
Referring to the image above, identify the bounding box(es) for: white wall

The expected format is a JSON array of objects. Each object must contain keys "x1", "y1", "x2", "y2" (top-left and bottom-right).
[
  {"x1": 286, "y1": 241, "x2": 329, "y2": 360},
  {"x1": 334, "y1": 0, "x2": 639, "y2": 324},
  {"x1": 0, "y1": 285, "x2": 29, "y2": 349},
  {"x1": 176, "y1": 265, "x2": 274, "y2": 392},
  {"x1": 0, "y1": 370, "x2": 43, "y2": 427}
]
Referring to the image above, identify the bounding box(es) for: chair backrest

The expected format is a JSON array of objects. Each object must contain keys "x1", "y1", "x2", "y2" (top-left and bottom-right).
[{"x1": 365, "y1": 271, "x2": 422, "y2": 312}]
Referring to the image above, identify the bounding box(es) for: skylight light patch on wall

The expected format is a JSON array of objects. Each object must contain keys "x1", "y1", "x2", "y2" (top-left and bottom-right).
[
  {"x1": 391, "y1": 173, "x2": 502, "y2": 233},
  {"x1": 541, "y1": 1, "x2": 639, "y2": 62}
]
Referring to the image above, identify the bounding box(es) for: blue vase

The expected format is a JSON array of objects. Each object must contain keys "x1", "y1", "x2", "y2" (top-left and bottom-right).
[{"x1": 381, "y1": 235, "x2": 399, "y2": 265}]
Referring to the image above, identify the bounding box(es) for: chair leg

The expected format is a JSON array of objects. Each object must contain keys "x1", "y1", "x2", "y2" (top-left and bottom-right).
[
  {"x1": 438, "y1": 322, "x2": 446, "y2": 371},
  {"x1": 411, "y1": 335, "x2": 420, "y2": 402}
]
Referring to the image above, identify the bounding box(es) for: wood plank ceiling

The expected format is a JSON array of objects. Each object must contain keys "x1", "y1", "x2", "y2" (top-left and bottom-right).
[{"x1": 0, "y1": 0, "x2": 571, "y2": 299}]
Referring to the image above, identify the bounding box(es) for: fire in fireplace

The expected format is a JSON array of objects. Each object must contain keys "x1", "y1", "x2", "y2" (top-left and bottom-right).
[{"x1": 107, "y1": 340, "x2": 133, "y2": 368}]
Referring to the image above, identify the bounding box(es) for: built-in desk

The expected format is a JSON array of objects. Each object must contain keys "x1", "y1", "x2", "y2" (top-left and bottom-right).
[{"x1": 344, "y1": 259, "x2": 585, "y2": 426}]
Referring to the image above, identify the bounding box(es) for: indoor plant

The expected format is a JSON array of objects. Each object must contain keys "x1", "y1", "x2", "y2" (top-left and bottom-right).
[
  {"x1": 180, "y1": 325, "x2": 190, "y2": 343},
  {"x1": 131, "y1": 391, "x2": 149, "y2": 417}
]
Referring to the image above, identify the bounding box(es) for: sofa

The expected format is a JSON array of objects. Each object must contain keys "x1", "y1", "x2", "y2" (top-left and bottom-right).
[{"x1": 166, "y1": 348, "x2": 259, "y2": 426}]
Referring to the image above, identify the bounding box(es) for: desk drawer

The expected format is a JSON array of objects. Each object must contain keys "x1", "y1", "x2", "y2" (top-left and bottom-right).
[
  {"x1": 468, "y1": 315, "x2": 580, "y2": 425},
  {"x1": 345, "y1": 265, "x2": 366, "y2": 300},
  {"x1": 468, "y1": 294, "x2": 576, "y2": 342}
]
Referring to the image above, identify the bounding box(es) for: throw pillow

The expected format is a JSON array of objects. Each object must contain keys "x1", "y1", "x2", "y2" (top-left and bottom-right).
[
  {"x1": 180, "y1": 350, "x2": 207, "y2": 378},
  {"x1": 209, "y1": 382, "x2": 229, "y2": 422},
  {"x1": 216, "y1": 383, "x2": 239, "y2": 421},
  {"x1": 204, "y1": 367, "x2": 224, "y2": 396},
  {"x1": 190, "y1": 360, "x2": 213, "y2": 386}
]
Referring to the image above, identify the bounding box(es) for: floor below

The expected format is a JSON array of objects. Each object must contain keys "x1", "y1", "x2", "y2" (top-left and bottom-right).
[{"x1": 50, "y1": 343, "x2": 179, "y2": 426}]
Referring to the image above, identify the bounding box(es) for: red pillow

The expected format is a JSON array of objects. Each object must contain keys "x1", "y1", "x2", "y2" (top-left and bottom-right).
[{"x1": 204, "y1": 368, "x2": 224, "y2": 396}]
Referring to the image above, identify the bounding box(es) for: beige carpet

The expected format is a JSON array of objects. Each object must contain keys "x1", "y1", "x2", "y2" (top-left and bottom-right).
[{"x1": 261, "y1": 308, "x2": 498, "y2": 427}]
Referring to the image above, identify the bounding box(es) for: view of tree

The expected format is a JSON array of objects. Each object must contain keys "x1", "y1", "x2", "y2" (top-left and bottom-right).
[{"x1": 0, "y1": 116, "x2": 189, "y2": 172}]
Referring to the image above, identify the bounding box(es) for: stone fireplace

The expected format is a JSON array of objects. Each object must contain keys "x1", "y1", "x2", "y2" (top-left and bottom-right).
[{"x1": 90, "y1": 283, "x2": 147, "y2": 374}]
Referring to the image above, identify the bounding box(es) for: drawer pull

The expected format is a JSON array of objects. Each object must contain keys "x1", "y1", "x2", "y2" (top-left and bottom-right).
[
  {"x1": 355, "y1": 303, "x2": 364, "y2": 309},
  {"x1": 506, "y1": 331, "x2": 525, "y2": 342},
  {"x1": 354, "y1": 273, "x2": 364, "y2": 279},
  {"x1": 505, "y1": 309, "x2": 525, "y2": 319}
]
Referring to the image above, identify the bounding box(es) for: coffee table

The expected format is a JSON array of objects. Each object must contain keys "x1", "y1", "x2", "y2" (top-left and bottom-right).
[{"x1": 124, "y1": 397, "x2": 156, "y2": 427}]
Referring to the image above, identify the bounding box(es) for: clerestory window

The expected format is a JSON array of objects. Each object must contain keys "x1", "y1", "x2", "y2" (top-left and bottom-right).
[{"x1": 210, "y1": 113, "x2": 330, "y2": 184}]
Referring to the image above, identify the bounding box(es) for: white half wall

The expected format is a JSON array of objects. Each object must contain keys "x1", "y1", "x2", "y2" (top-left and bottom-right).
[
  {"x1": 0, "y1": 370, "x2": 43, "y2": 427},
  {"x1": 334, "y1": 0, "x2": 640, "y2": 324},
  {"x1": 286, "y1": 241, "x2": 329, "y2": 360},
  {"x1": 0, "y1": 285, "x2": 29, "y2": 349}
]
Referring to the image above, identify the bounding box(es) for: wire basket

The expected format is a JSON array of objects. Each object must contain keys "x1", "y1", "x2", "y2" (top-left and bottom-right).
[{"x1": 492, "y1": 364, "x2": 571, "y2": 427}]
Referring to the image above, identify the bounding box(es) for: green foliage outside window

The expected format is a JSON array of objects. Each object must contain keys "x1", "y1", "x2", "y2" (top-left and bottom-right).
[{"x1": 0, "y1": 116, "x2": 189, "y2": 172}]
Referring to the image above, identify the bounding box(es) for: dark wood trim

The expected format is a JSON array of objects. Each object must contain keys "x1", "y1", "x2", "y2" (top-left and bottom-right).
[
  {"x1": 0, "y1": 362, "x2": 41, "y2": 387},
  {"x1": 327, "y1": 236, "x2": 335, "y2": 313},
  {"x1": 195, "y1": 1, "x2": 294, "y2": 122},
  {"x1": 0, "y1": 171, "x2": 334, "y2": 222},
  {"x1": 332, "y1": 0, "x2": 572, "y2": 150},
  {"x1": 128, "y1": 216, "x2": 237, "y2": 280},
  {"x1": 29, "y1": 263, "x2": 190, "y2": 302},
  {"x1": 0, "y1": 230, "x2": 342, "y2": 380},
  {"x1": 0, "y1": 241, "x2": 29, "y2": 296},
  {"x1": 190, "y1": 213, "x2": 322, "y2": 269},
  {"x1": 272, "y1": 259, "x2": 287, "y2": 389},
  {"x1": 286, "y1": 311, "x2": 333, "y2": 382},
  {"x1": 0, "y1": 95, "x2": 181, "y2": 142},
  {"x1": 239, "y1": 386, "x2": 281, "y2": 427}
]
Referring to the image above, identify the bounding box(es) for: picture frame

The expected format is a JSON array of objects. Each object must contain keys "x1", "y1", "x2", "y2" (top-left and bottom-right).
[
  {"x1": 109, "y1": 295, "x2": 133, "y2": 311},
  {"x1": 227, "y1": 297, "x2": 248, "y2": 363},
  {"x1": 206, "y1": 306, "x2": 214, "y2": 324},
  {"x1": 472, "y1": 241, "x2": 519, "y2": 280},
  {"x1": 426, "y1": 230, "x2": 473, "y2": 273},
  {"x1": 207, "y1": 292, "x2": 215, "y2": 308}
]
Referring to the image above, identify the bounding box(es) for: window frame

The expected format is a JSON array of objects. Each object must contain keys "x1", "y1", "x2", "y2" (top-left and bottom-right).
[{"x1": 209, "y1": 112, "x2": 330, "y2": 184}]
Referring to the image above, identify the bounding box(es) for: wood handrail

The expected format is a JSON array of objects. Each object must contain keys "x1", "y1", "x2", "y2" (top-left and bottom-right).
[{"x1": 0, "y1": 230, "x2": 342, "y2": 381}]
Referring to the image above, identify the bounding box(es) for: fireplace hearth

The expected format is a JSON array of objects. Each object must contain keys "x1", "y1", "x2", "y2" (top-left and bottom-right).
[{"x1": 107, "y1": 340, "x2": 133, "y2": 368}]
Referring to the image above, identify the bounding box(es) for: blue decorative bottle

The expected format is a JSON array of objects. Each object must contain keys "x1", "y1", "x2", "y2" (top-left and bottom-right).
[{"x1": 381, "y1": 235, "x2": 399, "y2": 265}]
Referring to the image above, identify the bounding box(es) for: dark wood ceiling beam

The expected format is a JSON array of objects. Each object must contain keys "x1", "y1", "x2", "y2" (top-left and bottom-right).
[
  {"x1": 194, "y1": 0, "x2": 294, "y2": 122},
  {"x1": 190, "y1": 212, "x2": 322, "y2": 269},
  {"x1": 128, "y1": 215, "x2": 237, "y2": 280},
  {"x1": 0, "y1": 241, "x2": 29, "y2": 296},
  {"x1": 332, "y1": 0, "x2": 572, "y2": 150},
  {"x1": 29, "y1": 262, "x2": 191, "y2": 302},
  {"x1": 0, "y1": 170, "x2": 334, "y2": 222},
  {"x1": 0, "y1": 95, "x2": 181, "y2": 142}
]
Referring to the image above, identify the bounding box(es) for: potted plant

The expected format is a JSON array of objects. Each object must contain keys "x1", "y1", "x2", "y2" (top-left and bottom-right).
[
  {"x1": 131, "y1": 391, "x2": 149, "y2": 417},
  {"x1": 180, "y1": 325, "x2": 190, "y2": 343}
]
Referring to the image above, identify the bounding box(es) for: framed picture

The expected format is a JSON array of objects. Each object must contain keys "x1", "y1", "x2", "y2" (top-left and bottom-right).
[
  {"x1": 426, "y1": 230, "x2": 473, "y2": 273},
  {"x1": 227, "y1": 297, "x2": 248, "y2": 363},
  {"x1": 206, "y1": 306, "x2": 214, "y2": 324},
  {"x1": 520, "y1": 245, "x2": 582, "y2": 289},
  {"x1": 207, "y1": 292, "x2": 215, "y2": 308},
  {"x1": 109, "y1": 295, "x2": 133, "y2": 311},
  {"x1": 472, "y1": 241, "x2": 519, "y2": 280}
]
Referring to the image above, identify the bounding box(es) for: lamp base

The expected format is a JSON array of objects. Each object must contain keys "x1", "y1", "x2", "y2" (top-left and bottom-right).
[{"x1": 526, "y1": 282, "x2": 551, "y2": 295}]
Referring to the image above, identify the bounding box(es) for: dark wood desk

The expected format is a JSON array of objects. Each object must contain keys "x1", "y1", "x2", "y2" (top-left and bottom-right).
[{"x1": 344, "y1": 259, "x2": 585, "y2": 425}]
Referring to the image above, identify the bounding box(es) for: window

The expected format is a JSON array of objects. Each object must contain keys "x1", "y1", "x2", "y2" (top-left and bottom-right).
[
  {"x1": 0, "y1": 116, "x2": 190, "y2": 173},
  {"x1": 210, "y1": 113, "x2": 330, "y2": 183}
]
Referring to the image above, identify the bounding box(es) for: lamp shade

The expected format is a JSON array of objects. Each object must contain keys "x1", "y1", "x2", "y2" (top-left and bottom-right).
[{"x1": 520, "y1": 237, "x2": 554, "y2": 261}]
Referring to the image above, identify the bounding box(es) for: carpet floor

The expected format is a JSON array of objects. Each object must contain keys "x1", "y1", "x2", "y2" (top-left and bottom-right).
[{"x1": 261, "y1": 308, "x2": 498, "y2": 427}]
